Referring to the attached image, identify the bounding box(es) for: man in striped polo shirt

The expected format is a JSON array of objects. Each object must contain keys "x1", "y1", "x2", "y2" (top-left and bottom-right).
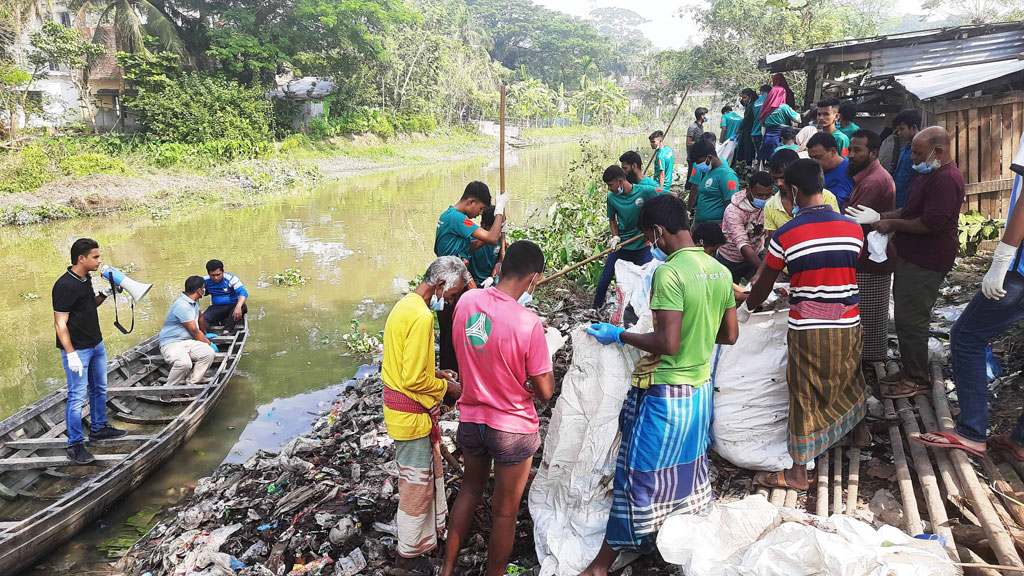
[{"x1": 739, "y1": 158, "x2": 869, "y2": 490}]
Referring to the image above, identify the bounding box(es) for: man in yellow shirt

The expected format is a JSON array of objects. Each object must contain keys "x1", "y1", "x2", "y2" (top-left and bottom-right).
[{"x1": 382, "y1": 255, "x2": 470, "y2": 575}]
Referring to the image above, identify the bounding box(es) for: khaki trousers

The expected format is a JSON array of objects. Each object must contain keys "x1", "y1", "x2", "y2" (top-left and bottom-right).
[{"x1": 161, "y1": 340, "x2": 215, "y2": 386}]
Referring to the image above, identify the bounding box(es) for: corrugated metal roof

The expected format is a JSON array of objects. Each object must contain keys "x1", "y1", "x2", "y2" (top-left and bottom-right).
[
  {"x1": 872, "y1": 29, "x2": 1024, "y2": 76},
  {"x1": 893, "y1": 59, "x2": 1024, "y2": 100}
]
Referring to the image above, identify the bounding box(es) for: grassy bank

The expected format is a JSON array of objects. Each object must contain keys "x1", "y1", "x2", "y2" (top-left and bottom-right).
[{"x1": 0, "y1": 125, "x2": 606, "y2": 227}]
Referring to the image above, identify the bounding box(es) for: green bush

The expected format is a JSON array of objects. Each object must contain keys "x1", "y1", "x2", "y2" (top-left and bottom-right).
[
  {"x1": 279, "y1": 134, "x2": 315, "y2": 153},
  {"x1": 127, "y1": 73, "x2": 273, "y2": 145},
  {"x1": 60, "y1": 152, "x2": 131, "y2": 177},
  {"x1": 308, "y1": 117, "x2": 332, "y2": 140},
  {"x1": 0, "y1": 145, "x2": 53, "y2": 194}
]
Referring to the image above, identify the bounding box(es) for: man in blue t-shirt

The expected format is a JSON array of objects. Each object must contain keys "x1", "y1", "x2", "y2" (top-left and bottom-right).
[
  {"x1": 160, "y1": 276, "x2": 217, "y2": 387},
  {"x1": 434, "y1": 181, "x2": 508, "y2": 371},
  {"x1": 891, "y1": 109, "x2": 921, "y2": 208},
  {"x1": 203, "y1": 259, "x2": 249, "y2": 334},
  {"x1": 807, "y1": 131, "x2": 853, "y2": 209}
]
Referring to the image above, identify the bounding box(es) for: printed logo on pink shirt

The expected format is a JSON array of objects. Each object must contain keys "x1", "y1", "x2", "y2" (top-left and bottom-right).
[{"x1": 465, "y1": 313, "x2": 492, "y2": 347}]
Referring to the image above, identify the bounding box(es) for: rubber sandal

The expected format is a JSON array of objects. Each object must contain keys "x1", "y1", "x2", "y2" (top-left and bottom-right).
[
  {"x1": 753, "y1": 470, "x2": 811, "y2": 491},
  {"x1": 913, "y1": 431, "x2": 986, "y2": 458},
  {"x1": 989, "y1": 434, "x2": 1024, "y2": 462},
  {"x1": 387, "y1": 556, "x2": 433, "y2": 576},
  {"x1": 881, "y1": 381, "x2": 931, "y2": 399}
]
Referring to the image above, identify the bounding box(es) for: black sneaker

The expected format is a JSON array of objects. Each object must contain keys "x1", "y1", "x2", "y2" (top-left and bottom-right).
[
  {"x1": 67, "y1": 443, "x2": 96, "y2": 465},
  {"x1": 90, "y1": 425, "x2": 127, "y2": 440}
]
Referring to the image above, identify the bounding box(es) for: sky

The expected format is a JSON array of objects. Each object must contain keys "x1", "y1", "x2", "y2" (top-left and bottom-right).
[{"x1": 535, "y1": 0, "x2": 929, "y2": 50}]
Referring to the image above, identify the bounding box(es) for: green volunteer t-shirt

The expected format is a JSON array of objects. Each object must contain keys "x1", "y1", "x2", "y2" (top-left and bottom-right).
[
  {"x1": 831, "y1": 129, "x2": 851, "y2": 158},
  {"x1": 649, "y1": 247, "x2": 735, "y2": 386},
  {"x1": 467, "y1": 242, "x2": 499, "y2": 284},
  {"x1": 434, "y1": 206, "x2": 479, "y2": 260},
  {"x1": 694, "y1": 163, "x2": 740, "y2": 224},
  {"x1": 607, "y1": 185, "x2": 658, "y2": 245},
  {"x1": 654, "y1": 147, "x2": 674, "y2": 191},
  {"x1": 720, "y1": 112, "x2": 743, "y2": 140},
  {"x1": 774, "y1": 144, "x2": 800, "y2": 154},
  {"x1": 633, "y1": 175, "x2": 661, "y2": 195},
  {"x1": 837, "y1": 122, "x2": 860, "y2": 139},
  {"x1": 688, "y1": 163, "x2": 710, "y2": 186},
  {"x1": 763, "y1": 104, "x2": 797, "y2": 127}
]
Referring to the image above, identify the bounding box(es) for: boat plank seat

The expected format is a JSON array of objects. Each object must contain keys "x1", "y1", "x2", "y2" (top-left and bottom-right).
[
  {"x1": 0, "y1": 521, "x2": 20, "y2": 531},
  {"x1": 0, "y1": 454, "x2": 123, "y2": 472},
  {"x1": 0, "y1": 481, "x2": 16, "y2": 500},
  {"x1": 106, "y1": 385, "x2": 209, "y2": 396},
  {"x1": 2, "y1": 435, "x2": 153, "y2": 451},
  {"x1": 112, "y1": 413, "x2": 176, "y2": 425}
]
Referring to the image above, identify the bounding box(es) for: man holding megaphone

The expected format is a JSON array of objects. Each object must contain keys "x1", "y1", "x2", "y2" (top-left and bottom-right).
[{"x1": 52, "y1": 238, "x2": 127, "y2": 465}]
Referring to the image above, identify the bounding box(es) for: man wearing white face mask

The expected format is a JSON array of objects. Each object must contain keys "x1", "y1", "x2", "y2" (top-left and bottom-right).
[
  {"x1": 381, "y1": 256, "x2": 470, "y2": 576},
  {"x1": 443, "y1": 241, "x2": 555, "y2": 576},
  {"x1": 847, "y1": 126, "x2": 965, "y2": 399}
]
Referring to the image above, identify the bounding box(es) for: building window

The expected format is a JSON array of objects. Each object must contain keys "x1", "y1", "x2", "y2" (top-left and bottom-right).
[{"x1": 58, "y1": 12, "x2": 72, "y2": 27}]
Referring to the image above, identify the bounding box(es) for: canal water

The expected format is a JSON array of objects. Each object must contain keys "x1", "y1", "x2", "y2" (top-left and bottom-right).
[{"x1": 0, "y1": 133, "x2": 660, "y2": 572}]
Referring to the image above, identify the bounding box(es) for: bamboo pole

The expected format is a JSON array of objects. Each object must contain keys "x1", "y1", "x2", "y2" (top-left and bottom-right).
[
  {"x1": 983, "y1": 456, "x2": 1024, "y2": 530},
  {"x1": 784, "y1": 488, "x2": 799, "y2": 508},
  {"x1": 769, "y1": 488, "x2": 786, "y2": 507},
  {"x1": 930, "y1": 362, "x2": 1024, "y2": 568},
  {"x1": 643, "y1": 84, "x2": 692, "y2": 176},
  {"x1": 816, "y1": 453, "x2": 829, "y2": 516},
  {"x1": 833, "y1": 447, "x2": 843, "y2": 515},
  {"x1": 896, "y1": 396, "x2": 958, "y2": 556},
  {"x1": 916, "y1": 393, "x2": 966, "y2": 502},
  {"x1": 847, "y1": 447, "x2": 860, "y2": 515},
  {"x1": 499, "y1": 84, "x2": 507, "y2": 263},
  {"x1": 537, "y1": 235, "x2": 645, "y2": 286},
  {"x1": 875, "y1": 362, "x2": 925, "y2": 535}
]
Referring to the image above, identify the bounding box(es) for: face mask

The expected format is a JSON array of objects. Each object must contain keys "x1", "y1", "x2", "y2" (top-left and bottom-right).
[
  {"x1": 791, "y1": 204, "x2": 801, "y2": 216},
  {"x1": 617, "y1": 186, "x2": 623, "y2": 195},
  {"x1": 518, "y1": 274, "x2": 538, "y2": 307},
  {"x1": 429, "y1": 288, "x2": 444, "y2": 311},
  {"x1": 752, "y1": 198, "x2": 768, "y2": 210},
  {"x1": 651, "y1": 227, "x2": 668, "y2": 261},
  {"x1": 702, "y1": 159, "x2": 712, "y2": 170},
  {"x1": 912, "y1": 149, "x2": 938, "y2": 174}
]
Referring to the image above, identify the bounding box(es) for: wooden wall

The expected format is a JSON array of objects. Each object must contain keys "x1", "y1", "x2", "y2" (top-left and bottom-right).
[{"x1": 926, "y1": 93, "x2": 1023, "y2": 218}]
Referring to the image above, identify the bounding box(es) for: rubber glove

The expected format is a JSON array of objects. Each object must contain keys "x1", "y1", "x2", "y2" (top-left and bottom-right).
[
  {"x1": 845, "y1": 205, "x2": 880, "y2": 225},
  {"x1": 736, "y1": 302, "x2": 752, "y2": 323},
  {"x1": 481, "y1": 276, "x2": 494, "y2": 288},
  {"x1": 982, "y1": 241, "x2": 1017, "y2": 300},
  {"x1": 587, "y1": 323, "x2": 625, "y2": 346},
  {"x1": 65, "y1": 350, "x2": 84, "y2": 376},
  {"x1": 209, "y1": 343, "x2": 219, "y2": 353},
  {"x1": 205, "y1": 333, "x2": 218, "y2": 339},
  {"x1": 494, "y1": 192, "x2": 509, "y2": 216},
  {"x1": 607, "y1": 235, "x2": 620, "y2": 250}
]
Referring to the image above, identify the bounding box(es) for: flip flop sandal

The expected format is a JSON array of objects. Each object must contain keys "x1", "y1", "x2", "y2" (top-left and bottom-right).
[
  {"x1": 881, "y1": 381, "x2": 931, "y2": 399},
  {"x1": 386, "y1": 557, "x2": 434, "y2": 576},
  {"x1": 913, "y1": 431, "x2": 986, "y2": 458},
  {"x1": 989, "y1": 434, "x2": 1024, "y2": 462},
  {"x1": 753, "y1": 470, "x2": 811, "y2": 491}
]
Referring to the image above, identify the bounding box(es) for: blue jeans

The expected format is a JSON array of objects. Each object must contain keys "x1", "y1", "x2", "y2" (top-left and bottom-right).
[
  {"x1": 715, "y1": 252, "x2": 758, "y2": 284},
  {"x1": 593, "y1": 246, "x2": 653, "y2": 309},
  {"x1": 61, "y1": 341, "x2": 109, "y2": 446},
  {"x1": 951, "y1": 271, "x2": 1024, "y2": 443}
]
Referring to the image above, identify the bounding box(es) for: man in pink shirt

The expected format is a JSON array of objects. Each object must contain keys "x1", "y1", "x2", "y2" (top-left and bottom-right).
[
  {"x1": 442, "y1": 240, "x2": 555, "y2": 576},
  {"x1": 716, "y1": 170, "x2": 772, "y2": 283}
]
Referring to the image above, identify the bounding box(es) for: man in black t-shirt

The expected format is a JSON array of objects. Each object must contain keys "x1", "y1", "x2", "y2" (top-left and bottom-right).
[{"x1": 52, "y1": 238, "x2": 126, "y2": 465}]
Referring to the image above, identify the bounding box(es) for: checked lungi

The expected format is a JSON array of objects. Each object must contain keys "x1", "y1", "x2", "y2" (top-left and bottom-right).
[
  {"x1": 605, "y1": 383, "x2": 714, "y2": 552},
  {"x1": 786, "y1": 327, "x2": 868, "y2": 465},
  {"x1": 856, "y1": 272, "x2": 891, "y2": 364},
  {"x1": 384, "y1": 387, "x2": 447, "y2": 558}
]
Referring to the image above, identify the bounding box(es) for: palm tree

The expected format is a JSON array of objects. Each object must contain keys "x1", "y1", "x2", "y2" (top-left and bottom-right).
[
  {"x1": 3, "y1": 0, "x2": 53, "y2": 58},
  {"x1": 70, "y1": 0, "x2": 188, "y2": 60}
]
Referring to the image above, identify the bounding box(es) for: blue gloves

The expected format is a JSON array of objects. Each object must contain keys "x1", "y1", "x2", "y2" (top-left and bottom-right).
[
  {"x1": 205, "y1": 333, "x2": 218, "y2": 339},
  {"x1": 209, "y1": 343, "x2": 219, "y2": 353},
  {"x1": 587, "y1": 323, "x2": 625, "y2": 346}
]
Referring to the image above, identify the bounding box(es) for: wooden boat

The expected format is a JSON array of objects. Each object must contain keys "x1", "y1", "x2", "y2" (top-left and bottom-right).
[{"x1": 0, "y1": 319, "x2": 248, "y2": 574}]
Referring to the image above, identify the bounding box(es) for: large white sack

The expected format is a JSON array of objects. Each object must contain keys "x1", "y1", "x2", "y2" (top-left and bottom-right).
[
  {"x1": 710, "y1": 308, "x2": 792, "y2": 471},
  {"x1": 657, "y1": 496, "x2": 956, "y2": 576},
  {"x1": 529, "y1": 323, "x2": 645, "y2": 576}
]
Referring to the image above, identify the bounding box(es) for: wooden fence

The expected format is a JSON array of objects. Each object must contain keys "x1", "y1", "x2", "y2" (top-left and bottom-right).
[{"x1": 925, "y1": 93, "x2": 1023, "y2": 218}]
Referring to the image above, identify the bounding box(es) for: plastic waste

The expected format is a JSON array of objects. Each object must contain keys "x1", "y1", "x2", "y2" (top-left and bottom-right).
[
  {"x1": 987, "y1": 344, "x2": 1003, "y2": 382},
  {"x1": 336, "y1": 548, "x2": 367, "y2": 575}
]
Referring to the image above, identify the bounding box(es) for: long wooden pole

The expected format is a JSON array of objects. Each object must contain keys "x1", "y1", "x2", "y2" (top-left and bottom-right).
[
  {"x1": 537, "y1": 235, "x2": 645, "y2": 286},
  {"x1": 876, "y1": 362, "x2": 925, "y2": 536},
  {"x1": 499, "y1": 84, "x2": 507, "y2": 262},
  {"x1": 643, "y1": 84, "x2": 692, "y2": 175}
]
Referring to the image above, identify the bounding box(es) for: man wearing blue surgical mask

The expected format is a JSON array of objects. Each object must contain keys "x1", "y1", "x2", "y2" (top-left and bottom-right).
[
  {"x1": 716, "y1": 171, "x2": 773, "y2": 283},
  {"x1": 847, "y1": 126, "x2": 964, "y2": 400},
  {"x1": 593, "y1": 165, "x2": 659, "y2": 310}
]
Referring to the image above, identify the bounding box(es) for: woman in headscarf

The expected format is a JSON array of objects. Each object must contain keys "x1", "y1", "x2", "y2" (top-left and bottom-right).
[{"x1": 757, "y1": 74, "x2": 798, "y2": 164}]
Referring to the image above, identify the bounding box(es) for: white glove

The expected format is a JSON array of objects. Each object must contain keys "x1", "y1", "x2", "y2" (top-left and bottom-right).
[
  {"x1": 982, "y1": 241, "x2": 1017, "y2": 300},
  {"x1": 845, "y1": 205, "x2": 880, "y2": 225},
  {"x1": 736, "y1": 302, "x2": 752, "y2": 323},
  {"x1": 494, "y1": 192, "x2": 509, "y2": 216},
  {"x1": 607, "y1": 235, "x2": 620, "y2": 250},
  {"x1": 66, "y1": 351, "x2": 84, "y2": 376},
  {"x1": 481, "y1": 276, "x2": 494, "y2": 288}
]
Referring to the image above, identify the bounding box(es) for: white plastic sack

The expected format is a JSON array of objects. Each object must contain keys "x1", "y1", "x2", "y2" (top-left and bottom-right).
[
  {"x1": 717, "y1": 138, "x2": 738, "y2": 165},
  {"x1": 529, "y1": 324, "x2": 645, "y2": 576},
  {"x1": 710, "y1": 308, "x2": 792, "y2": 471},
  {"x1": 612, "y1": 258, "x2": 661, "y2": 326},
  {"x1": 657, "y1": 495, "x2": 956, "y2": 576}
]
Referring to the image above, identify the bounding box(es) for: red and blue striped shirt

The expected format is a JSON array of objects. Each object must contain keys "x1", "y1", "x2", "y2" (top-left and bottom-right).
[{"x1": 765, "y1": 204, "x2": 864, "y2": 330}]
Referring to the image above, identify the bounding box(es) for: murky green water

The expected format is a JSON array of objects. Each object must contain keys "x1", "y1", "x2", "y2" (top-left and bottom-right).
[{"x1": 0, "y1": 133, "x2": 659, "y2": 572}]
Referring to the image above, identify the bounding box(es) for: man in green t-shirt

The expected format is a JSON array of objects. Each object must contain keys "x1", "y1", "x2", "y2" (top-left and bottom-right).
[
  {"x1": 688, "y1": 139, "x2": 740, "y2": 224},
  {"x1": 719, "y1": 105, "x2": 744, "y2": 142},
  {"x1": 619, "y1": 150, "x2": 658, "y2": 190},
  {"x1": 434, "y1": 181, "x2": 507, "y2": 371},
  {"x1": 581, "y1": 194, "x2": 737, "y2": 571},
  {"x1": 593, "y1": 165, "x2": 657, "y2": 309},
  {"x1": 650, "y1": 130, "x2": 674, "y2": 194},
  {"x1": 816, "y1": 97, "x2": 850, "y2": 158},
  {"x1": 467, "y1": 206, "x2": 501, "y2": 286},
  {"x1": 837, "y1": 101, "x2": 860, "y2": 139}
]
